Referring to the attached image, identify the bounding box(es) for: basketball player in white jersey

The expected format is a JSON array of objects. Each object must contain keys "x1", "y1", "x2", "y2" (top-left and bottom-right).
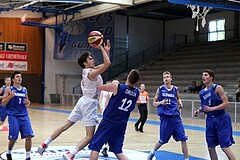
[{"x1": 38, "y1": 40, "x2": 111, "y2": 160}]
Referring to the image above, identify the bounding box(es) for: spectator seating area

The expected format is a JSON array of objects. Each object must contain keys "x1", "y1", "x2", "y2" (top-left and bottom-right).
[{"x1": 130, "y1": 39, "x2": 240, "y2": 101}]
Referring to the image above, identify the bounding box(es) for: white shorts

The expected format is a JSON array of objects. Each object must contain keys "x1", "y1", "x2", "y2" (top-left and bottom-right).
[{"x1": 68, "y1": 96, "x2": 98, "y2": 126}]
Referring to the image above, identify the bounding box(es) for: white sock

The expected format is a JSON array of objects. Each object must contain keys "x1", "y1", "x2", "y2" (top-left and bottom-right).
[
  {"x1": 44, "y1": 137, "x2": 52, "y2": 146},
  {"x1": 26, "y1": 151, "x2": 31, "y2": 158},
  {"x1": 7, "y1": 150, "x2": 11, "y2": 154},
  {"x1": 150, "y1": 150, "x2": 156, "y2": 154},
  {"x1": 184, "y1": 158, "x2": 189, "y2": 160},
  {"x1": 70, "y1": 146, "x2": 79, "y2": 155}
]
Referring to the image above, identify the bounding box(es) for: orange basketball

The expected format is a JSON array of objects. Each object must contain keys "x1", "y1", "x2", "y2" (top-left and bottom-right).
[{"x1": 88, "y1": 31, "x2": 104, "y2": 46}]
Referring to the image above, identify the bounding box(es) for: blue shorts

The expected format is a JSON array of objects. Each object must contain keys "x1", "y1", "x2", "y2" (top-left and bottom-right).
[
  {"x1": 8, "y1": 115, "x2": 34, "y2": 140},
  {"x1": 89, "y1": 119, "x2": 126, "y2": 154},
  {"x1": 0, "y1": 106, "x2": 7, "y2": 122},
  {"x1": 206, "y1": 112, "x2": 235, "y2": 148},
  {"x1": 159, "y1": 115, "x2": 188, "y2": 144}
]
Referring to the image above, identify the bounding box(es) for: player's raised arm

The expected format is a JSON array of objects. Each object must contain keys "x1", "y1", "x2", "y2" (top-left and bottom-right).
[{"x1": 88, "y1": 40, "x2": 111, "y2": 81}]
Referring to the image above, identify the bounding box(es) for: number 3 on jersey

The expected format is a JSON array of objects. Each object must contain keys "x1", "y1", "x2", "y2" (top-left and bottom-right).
[{"x1": 118, "y1": 98, "x2": 132, "y2": 112}]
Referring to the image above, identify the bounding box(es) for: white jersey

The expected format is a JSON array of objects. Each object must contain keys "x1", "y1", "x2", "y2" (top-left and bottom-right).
[
  {"x1": 68, "y1": 68, "x2": 103, "y2": 126},
  {"x1": 81, "y1": 68, "x2": 103, "y2": 98},
  {"x1": 100, "y1": 90, "x2": 110, "y2": 110}
]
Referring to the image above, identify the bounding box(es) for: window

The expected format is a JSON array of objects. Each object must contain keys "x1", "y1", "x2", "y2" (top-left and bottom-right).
[{"x1": 208, "y1": 19, "x2": 225, "y2": 41}]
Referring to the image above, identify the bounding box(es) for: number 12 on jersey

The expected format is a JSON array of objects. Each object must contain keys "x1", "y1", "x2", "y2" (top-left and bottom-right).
[{"x1": 118, "y1": 98, "x2": 132, "y2": 112}]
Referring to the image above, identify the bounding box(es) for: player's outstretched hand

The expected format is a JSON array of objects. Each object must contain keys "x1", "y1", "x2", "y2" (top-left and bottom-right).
[
  {"x1": 103, "y1": 39, "x2": 111, "y2": 54},
  {"x1": 89, "y1": 43, "x2": 102, "y2": 49}
]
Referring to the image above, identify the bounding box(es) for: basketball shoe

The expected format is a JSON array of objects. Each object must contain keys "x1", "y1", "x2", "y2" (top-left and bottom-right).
[
  {"x1": 6, "y1": 153, "x2": 12, "y2": 160},
  {"x1": 101, "y1": 147, "x2": 108, "y2": 157},
  {"x1": 63, "y1": 151, "x2": 75, "y2": 160},
  {"x1": 37, "y1": 143, "x2": 48, "y2": 155},
  {"x1": 147, "y1": 152, "x2": 155, "y2": 160}
]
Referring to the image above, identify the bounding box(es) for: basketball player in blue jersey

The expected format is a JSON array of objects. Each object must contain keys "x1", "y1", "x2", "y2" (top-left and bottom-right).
[
  {"x1": 2, "y1": 71, "x2": 33, "y2": 160},
  {"x1": 194, "y1": 69, "x2": 236, "y2": 160},
  {"x1": 38, "y1": 40, "x2": 111, "y2": 160},
  {"x1": 0, "y1": 76, "x2": 11, "y2": 126},
  {"x1": 89, "y1": 69, "x2": 140, "y2": 160},
  {"x1": 148, "y1": 71, "x2": 189, "y2": 160}
]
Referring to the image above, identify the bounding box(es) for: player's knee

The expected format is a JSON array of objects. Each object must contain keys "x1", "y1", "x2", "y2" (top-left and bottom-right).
[{"x1": 25, "y1": 136, "x2": 32, "y2": 140}]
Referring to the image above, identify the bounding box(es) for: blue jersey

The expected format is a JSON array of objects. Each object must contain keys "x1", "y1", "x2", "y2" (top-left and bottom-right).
[
  {"x1": 199, "y1": 84, "x2": 225, "y2": 116},
  {"x1": 6, "y1": 86, "x2": 28, "y2": 116},
  {"x1": 0, "y1": 85, "x2": 6, "y2": 106},
  {"x1": 157, "y1": 85, "x2": 180, "y2": 116},
  {"x1": 0, "y1": 85, "x2": 8, "y2": 122},
  {"x1": 103, "y1": 84, "x2": 139, "y2": 125}
]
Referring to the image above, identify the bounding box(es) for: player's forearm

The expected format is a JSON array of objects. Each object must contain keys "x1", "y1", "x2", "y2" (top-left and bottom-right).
[
  {"x1": 213, "y1": 101, "x2": 229, "y2": 111},
  {"x1": 178, "y1": 99, "x2": 183, "y2": 106},
  {"x1": 197, "y1": 107, "x2": 202, "y2": 113},
  {"x1": 101, "y1": 47, "x2": 111, "y2": 67},
  {"x1": 2, "y1": 96, "x2": 11, "y2": 106}
]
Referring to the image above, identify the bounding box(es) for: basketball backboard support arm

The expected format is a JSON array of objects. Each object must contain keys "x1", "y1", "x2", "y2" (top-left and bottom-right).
[
  {"x1": 168, "y1": 0, "x2": 240, "y2": 11},
  {"x1": 21, "y1": 13, "x2": 73, "y2": 53}
]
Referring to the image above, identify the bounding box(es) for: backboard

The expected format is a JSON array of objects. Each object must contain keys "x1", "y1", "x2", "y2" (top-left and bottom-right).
[{"x1": 168, "y1": 0, "x2": 240, "y2": 11}]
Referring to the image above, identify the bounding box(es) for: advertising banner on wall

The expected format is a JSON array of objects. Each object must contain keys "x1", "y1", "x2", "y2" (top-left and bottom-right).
[
  {"x1": 0, "y1": 42, "x2": 28, "y2": 71},
  {"x1": 53, "y1": 12, "x2": 114, "y2": 64}
]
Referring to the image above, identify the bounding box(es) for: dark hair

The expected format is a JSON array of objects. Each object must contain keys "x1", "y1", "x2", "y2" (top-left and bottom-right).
[
  {"x1": 11, "y1": 71, "x2": 22, "y2": 81},
  {"x1": 203, "y1": 69, "x2": 215, "y2": 81},
  {"x1": 4, "y1": 75, "x2": 10, "y2": 80},
  {"x1": 78, "y1": 51, "x2": 91, "y2": 69},
  {"x1": 128, "y1": 69, "x2": 140, "y2": 84}
]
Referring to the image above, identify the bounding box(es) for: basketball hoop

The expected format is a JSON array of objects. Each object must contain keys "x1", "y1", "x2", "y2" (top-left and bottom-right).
[{"x1": 187, "y1": 5, "x2": 212, "y2": 31}]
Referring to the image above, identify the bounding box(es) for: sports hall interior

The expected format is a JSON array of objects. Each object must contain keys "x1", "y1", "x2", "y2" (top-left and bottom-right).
[{"x1": 0, "y1": 0, "x2": 240, "y2": 159}]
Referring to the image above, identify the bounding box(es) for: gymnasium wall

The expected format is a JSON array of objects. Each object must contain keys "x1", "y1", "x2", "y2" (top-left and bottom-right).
[
  {"x1": 43, "y1": 14, "x2": 164, "y2": 104},
  {"x1": 44, "y1": 11, "x2": 238, "y2": 104},
  {"x1": 44, "y1": 29, "x2": 81, "y2": 104},
  {"x1": 0, "y1": 10, "x2": 238, "y2": 104},
  {"x1": 165, "y1": 11, "x2": 237, "y2": 43},
  {"x1": 0, "y1": 11, "x2": 43, "y2": 103},
  {"x1": 202, "y1": 11, "x2": 235, "y2": 40}
]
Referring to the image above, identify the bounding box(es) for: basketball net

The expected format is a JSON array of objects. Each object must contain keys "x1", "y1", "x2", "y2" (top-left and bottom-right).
[{"x1": 187, "y1": 5, "x2": 212, "y2": 31}]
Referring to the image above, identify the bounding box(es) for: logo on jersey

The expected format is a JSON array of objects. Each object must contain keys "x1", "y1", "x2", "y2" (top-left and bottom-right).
[{"x1": 0, "y1": 146, "x2": 151, "y2": 160}]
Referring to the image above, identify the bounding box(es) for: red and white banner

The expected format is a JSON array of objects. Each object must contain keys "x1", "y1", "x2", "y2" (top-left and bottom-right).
[
  {"x1": 0, "y1": 42, "x2": 28, "y2": 71},
  {"x1": 0, "y1": 61, "x2": 27, "y2": 71}
]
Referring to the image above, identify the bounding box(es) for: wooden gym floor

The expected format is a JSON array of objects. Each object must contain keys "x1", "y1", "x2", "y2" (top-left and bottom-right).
[{"x1": 0, "y1": 104, "x2": 239, "y2": 160}]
